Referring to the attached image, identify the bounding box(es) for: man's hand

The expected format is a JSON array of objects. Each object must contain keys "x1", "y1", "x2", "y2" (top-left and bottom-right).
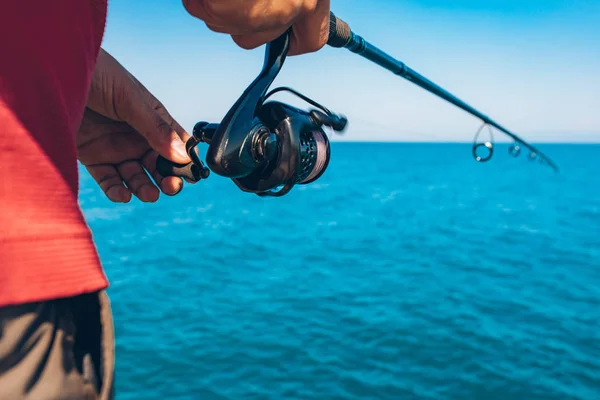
[
  {"x1": 77, "y1": 49, "x2": 192, "y2": 203},
  {"x1": 182, "y1": 0, "x2": 331, "y2": 56}
]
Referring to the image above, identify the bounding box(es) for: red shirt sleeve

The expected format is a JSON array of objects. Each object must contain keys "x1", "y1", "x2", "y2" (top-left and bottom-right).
[{"x1": 0, "y1": 0, "x2": 109, "y2": 306}]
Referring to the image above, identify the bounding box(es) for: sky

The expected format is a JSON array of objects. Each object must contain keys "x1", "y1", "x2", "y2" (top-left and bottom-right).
[{"x1": 101, "y1": 0, "x2": 600, "y2": 143}]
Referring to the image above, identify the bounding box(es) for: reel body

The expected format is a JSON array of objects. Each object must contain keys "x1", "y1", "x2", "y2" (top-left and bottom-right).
[
  {"x1": 156, "y1": 30, "x2": 347, "y2": 197},
  {"x1": 231, "y1": 100, "x2": 334, "y2": 196}
]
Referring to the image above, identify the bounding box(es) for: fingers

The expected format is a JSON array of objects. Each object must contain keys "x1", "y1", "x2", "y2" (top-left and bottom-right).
[
  {"x1": 141, "y1": 150, "x2": 185, "y2": 196},
  {"x1": 86, "y1": 155, "x2": 186, "y2": 203},
  {"x1": 117, "y1": 161, "x2": 160, "y2": 202},
  {"x1": 88, "y1": 82, "x2": 191, "y2": 201},
  {"x1": 183, "y1": 0, "x2": 308, "y2": 33},
  {"x1": 122, "y1": 98, "x2": 191, "y2": 165},
  {"x1": 86, "y1": 165, "x2": 132, "y2": 203},
  {"x1": 288, "y1": 0, "x2": 330, "y2": 56},
  {"x1": 183, "y1": 0, "x2": 328, "y2": 55},
  {"x1": 231, "y1": 27, "x2": 287, "y2": 50}
]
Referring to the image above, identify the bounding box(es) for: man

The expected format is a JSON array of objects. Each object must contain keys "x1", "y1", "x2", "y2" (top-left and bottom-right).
[{"x1": 0, "y1": 1, "x2": 330, "y2": 399}]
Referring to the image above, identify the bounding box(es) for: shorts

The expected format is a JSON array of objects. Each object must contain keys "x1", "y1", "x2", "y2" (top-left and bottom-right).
[{"x1": 0, "y1": 291, "x2": 115, "y2": 400}]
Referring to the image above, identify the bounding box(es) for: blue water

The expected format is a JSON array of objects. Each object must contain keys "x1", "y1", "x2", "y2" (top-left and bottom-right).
[{"x1": 79, "y1": 143, "x2": 600, "y2": 400}]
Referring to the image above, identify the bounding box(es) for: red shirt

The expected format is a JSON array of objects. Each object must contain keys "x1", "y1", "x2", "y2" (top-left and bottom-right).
[{"x1": 0, "y1": 0, "x2": 109, "y2": 306}]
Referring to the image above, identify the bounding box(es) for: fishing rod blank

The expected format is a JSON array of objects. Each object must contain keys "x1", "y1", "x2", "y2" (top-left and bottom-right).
[{"x1": 326, "y1": 12, "x2": 559, "y2": 172}]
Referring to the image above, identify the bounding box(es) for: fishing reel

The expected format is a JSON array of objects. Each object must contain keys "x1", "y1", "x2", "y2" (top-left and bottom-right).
[{"x1": 156, "y1": 30, "x2": 347, "y2": 197}]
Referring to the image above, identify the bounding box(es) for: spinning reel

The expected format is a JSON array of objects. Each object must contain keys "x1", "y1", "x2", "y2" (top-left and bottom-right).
[{"x1": 156, "y1": 30, "x2": 348, "y2": 197}]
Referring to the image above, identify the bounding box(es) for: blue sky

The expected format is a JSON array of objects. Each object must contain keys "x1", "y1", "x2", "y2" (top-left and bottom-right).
[{"x1": 101, "y1": 0, "x2": 600, "y2": 143}]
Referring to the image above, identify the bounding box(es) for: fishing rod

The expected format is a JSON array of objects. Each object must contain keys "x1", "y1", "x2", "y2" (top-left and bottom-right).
[{"x1": 156, "y1": 12, "x2": 558, "y2": 197}]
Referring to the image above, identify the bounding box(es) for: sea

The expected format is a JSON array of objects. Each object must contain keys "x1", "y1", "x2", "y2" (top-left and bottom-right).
[{"x1": 78, "y1": 142, "x2": 600, "y2": 400}]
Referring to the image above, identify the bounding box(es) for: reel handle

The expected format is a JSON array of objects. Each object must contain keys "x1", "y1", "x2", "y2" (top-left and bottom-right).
[
  {"x1": 155, "y1": 156, "x2": 209, "y2": 183},
  {"x1": 155, "y1": 124, "x2": 215, "y2": 183}
]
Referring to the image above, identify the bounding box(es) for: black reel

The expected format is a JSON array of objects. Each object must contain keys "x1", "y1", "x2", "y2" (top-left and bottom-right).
[{"x1": 156, "y1": 30, "x2": 348, "y2": 197}]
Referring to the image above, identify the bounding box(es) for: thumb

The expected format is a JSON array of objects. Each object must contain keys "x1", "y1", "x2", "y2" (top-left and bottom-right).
[{"x1": 123, "y1": 96, "x2": 192, "y2": 164}]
